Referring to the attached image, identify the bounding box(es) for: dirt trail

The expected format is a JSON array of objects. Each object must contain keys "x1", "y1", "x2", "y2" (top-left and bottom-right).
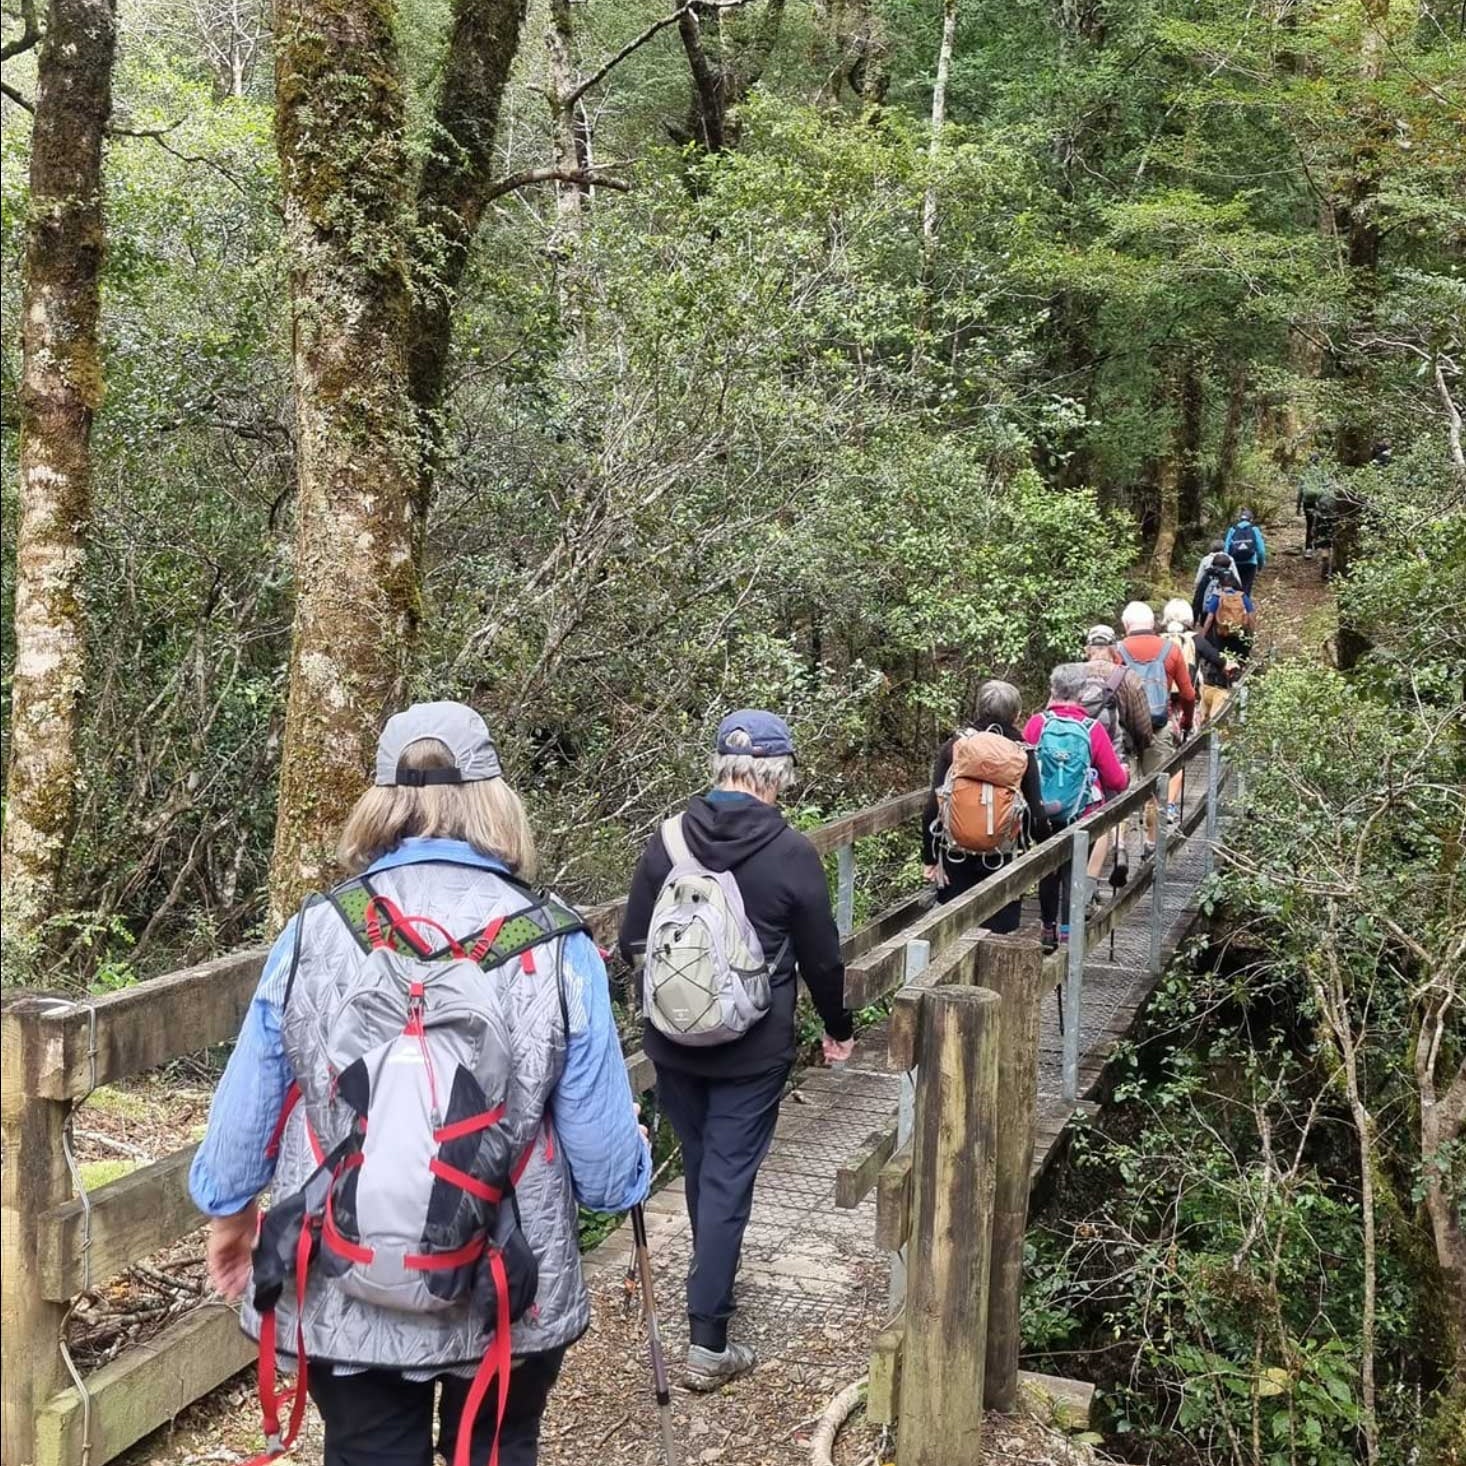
[{"x1": 1246, "y1": 509, "x2": 1337, "y2": 663}]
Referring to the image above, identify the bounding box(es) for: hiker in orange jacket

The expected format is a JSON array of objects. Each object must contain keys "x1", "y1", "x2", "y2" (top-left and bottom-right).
[{"x1": 1117, "y1": 602, "x2": 1196, "y2": 858}]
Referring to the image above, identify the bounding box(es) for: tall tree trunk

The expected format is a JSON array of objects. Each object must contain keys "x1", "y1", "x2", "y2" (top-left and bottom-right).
[
  {"x1": 268, "y1": 0, "x2": 421, "y2": 919},
  {"x1": 676, "y1": 0, "x2": 787, "y2": 152},
  {"x1": 1212, "y1": 363, "x2": 1248, "y2": 500},
  {"x1": 921, "y1": 0, "x2": 958, "y2": 245},
  {"x1": 1150, "y1": 453, "x2": 1181, "y2": 579},
  {"x1": 1, "y1": 0, "x2": 116, "y2": 967},
  {"x1": 1331, "y1": 0, "x2": 1390, "y2": 667},
  {"x1": 404, "y1": 0, "x2": 527, "y2": 540},
  {"x1": 546, "y1": 0, "x2": 589, "y2": 235},
  {"x1": 1177, "y1": 357, "x2": 1206, "y2": 538},
  {"x1": 1149, "y1": 363, "x2": 1192, "y2": 576}
]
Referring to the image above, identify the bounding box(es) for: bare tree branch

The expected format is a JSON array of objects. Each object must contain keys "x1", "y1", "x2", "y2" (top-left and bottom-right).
[
  {"x1": 482, "y1": 164, "x2": 631, "y2": 206},
  {"x1": 1, "y1": 75, "x2": 34, "y2": 109},
  {"x1": 565, "y1": 0, "x2": 754, "y2": 109},
  {"x1": 0, "y1": 0, "x2": 39, "y2": 61}
]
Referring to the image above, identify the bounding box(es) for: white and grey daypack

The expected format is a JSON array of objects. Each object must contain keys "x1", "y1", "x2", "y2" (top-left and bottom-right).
[{"x1": 641, "y1": 816, "x2": 785, "y2": 1046}]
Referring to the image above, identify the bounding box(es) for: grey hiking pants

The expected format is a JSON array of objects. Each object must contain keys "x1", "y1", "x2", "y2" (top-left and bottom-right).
[{"x1": 656, "y1": 1063, "x2": 789, "y2": 1352}]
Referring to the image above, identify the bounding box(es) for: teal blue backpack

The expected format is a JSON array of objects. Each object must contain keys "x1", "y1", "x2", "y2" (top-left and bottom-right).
[{"x1": 1036, "y1": 713, "x2": 1096, "y2": 822}]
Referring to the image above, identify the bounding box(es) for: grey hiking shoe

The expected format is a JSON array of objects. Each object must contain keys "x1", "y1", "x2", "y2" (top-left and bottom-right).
[{"x1": 686, "y1": 1341, "x2": 757, "y2": 1392}]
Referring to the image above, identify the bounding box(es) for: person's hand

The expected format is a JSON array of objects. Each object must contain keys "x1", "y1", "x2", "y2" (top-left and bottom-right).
[
  {"x1": 822, "y1": 1034, "x2": 855, "y2": 1065},
  {"x1": 921, "y1": 863, "x2": 939, "y2": 884},
  {"x1": 207, "y1": 1203, "x2": 258, "y2": 1301},
  {"x1": 633, "y1": 1101, "x2": 650, "y2": 1146}
]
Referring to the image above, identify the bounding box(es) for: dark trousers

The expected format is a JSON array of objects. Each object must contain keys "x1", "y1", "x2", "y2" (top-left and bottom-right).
[
  {"x1": 936, "y1": 850, "x2": 1022, "y2": 932},
  {"x1": 1038, "y1": 816, "x2": 1076, "y2": 930},
  {"x1": 1237, "y1": 561, "x2": 1258, "y2": 596},
  {"x1": 1303, "y1": 506, "x2": 1318, "y2": 550},
  {"x1": 308, "y1": 1351, "x2": 565, "y2": 1466},
  {"x1": 656, "y1": 1063, "x2": 788, "y2": 1352}
]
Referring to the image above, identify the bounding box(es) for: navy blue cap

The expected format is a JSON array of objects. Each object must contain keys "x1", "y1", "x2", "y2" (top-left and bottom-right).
[{"x1": 715, "y1": 709, "x2": 795, "y2": 759}]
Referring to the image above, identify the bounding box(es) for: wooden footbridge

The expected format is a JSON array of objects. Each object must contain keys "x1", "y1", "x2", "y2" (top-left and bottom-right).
[{"x1": 0, "y1": 694, "x2": 1246, "y2": 1466}]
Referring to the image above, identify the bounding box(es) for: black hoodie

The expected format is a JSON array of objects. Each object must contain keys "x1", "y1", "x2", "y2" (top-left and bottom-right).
[{"x1": 618, "y1": 790, "x2": 853, "y2": 1078}]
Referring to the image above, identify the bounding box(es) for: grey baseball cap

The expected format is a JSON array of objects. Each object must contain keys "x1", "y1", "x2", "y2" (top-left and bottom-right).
[
  {"x1": 1085, "y1": 625, "x2": 1117, "y2": 648},
  {"x1": 374, "y1": 701, "x2": 502, "y2": 787}
]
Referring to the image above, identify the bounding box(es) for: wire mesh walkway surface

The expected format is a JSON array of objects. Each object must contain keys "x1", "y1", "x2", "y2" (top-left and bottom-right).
[{"x1": 536, "y1": 815, "x2": 1219, "y2": 1466}]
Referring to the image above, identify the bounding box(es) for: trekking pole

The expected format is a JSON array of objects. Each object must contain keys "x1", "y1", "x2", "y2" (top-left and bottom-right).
[{"x1": 630, "y1": 1202, "x2": 681, "y2": 1466}]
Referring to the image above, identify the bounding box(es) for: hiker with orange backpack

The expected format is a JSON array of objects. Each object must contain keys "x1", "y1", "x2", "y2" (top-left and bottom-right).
[
  {"x1": 920, "y1": 679, "x2": 1052, "y2": 929},
  {"x1": 189, "y1": 703, "x2": 651, "y2": 1466},
  {"x1": 1191, "y1": 546, "x2": 1243, "y2": 626},
  {"x1": 1201, "y1": 579, "x2": 1257, "y2": 665}
]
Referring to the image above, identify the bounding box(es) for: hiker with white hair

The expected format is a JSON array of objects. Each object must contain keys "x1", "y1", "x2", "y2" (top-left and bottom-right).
[
  {"x1": 1118, "y1": 602, "x2": 1196, "y2": 858},
  {"x1": 619, "y1": 710, "x2": 854, "y2": 1391},
  {"x1": 190, "y1": 702, "x2": 651, "y2": 1466}
]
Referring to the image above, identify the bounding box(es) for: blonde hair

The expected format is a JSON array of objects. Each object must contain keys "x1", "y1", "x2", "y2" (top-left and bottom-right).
[{"x1": 337, "y1": 738, "x2": 537, "y2": 878}]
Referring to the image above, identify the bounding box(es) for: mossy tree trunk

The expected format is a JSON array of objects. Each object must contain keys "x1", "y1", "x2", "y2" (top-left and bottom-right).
[
  {"x1": 1, "y1": 0, "x2": 116, "y2": 968},
  {"x1": 1150, "y1": 360, "x2": 1195, "y2": 576},
  {"x1": 268, "y1": 0, "x2": 421, "y2": 920},
  {"x1": 405, "y1": 0, "x2": 527, "y2": 539}
]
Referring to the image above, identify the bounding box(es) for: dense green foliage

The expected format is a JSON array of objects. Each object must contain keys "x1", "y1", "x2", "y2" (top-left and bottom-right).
[
  {"x1": 3, "y1": 0, "x2": 1463, "y2": 1457},
  {"x1": 1023, "y1": 460, "x2": 1465, "y2": 1462}
]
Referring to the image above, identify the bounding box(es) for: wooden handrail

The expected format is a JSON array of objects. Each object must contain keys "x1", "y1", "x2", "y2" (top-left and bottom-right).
[{"x1": 23, "y1": 786, "x2": 928, "y2": 1102}]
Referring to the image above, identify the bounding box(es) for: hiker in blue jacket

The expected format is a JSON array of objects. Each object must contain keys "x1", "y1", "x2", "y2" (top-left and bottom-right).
[
  {"x1": 1223, "y1": 509, "x2": 1267, "y2": 596},
  {"x1": 190, "y1": 702, "x2": 650, "y2": 1466}
]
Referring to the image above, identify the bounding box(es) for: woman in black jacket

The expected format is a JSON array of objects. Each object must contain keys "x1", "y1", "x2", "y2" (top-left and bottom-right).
[{"x1": 919, "y1": 679, "x2": 1052, "y2": 932}]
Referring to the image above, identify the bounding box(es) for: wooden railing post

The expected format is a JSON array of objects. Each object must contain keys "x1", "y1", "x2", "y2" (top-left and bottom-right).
[
  {"x1": 889, "y1": 937, "x2": 929, "y2": 1311},
  {"x1": 1062, "y1": 822, "x2": 1089, "y2": 1102},
  {"x1": 2, "y1": 998, "x2": 73, "y2": 1466},
  {"x1": 978, "y1": 937, "x2": 1046, "y2": 1412},
  {"x1": 1148, "y1": 771, "x2": 1171, "y2": 973},
  {"x1": 897, "y1": 986, "x2": 1000, "y2": 1466},
  {"x1": 1204, "y1": 727, "x2": 1222, "y2": 876},
  {"x1": 835, "y1": 840, "x2": 856, "y2": 940}
]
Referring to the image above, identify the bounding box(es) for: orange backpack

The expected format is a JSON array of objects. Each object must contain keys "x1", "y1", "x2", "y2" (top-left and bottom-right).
[
  {"x1": 938, "y1": 730, "x2": 1030, "y2": 855},
  {"x1": 1215, "y1": 587, "x2": 1249, "y2": 636}
]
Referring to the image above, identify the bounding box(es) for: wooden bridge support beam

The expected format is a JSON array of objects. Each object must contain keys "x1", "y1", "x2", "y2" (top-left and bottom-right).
[
  {"x1": 897, "y1": 985, "x2": 1000, "y2": 1465},
  {"x1": 2, "y1": 999, "x2": 72, "y2": 1466},
  {"x1": 980, "y1": 937, "x2": 1046, "y2": 1412}
]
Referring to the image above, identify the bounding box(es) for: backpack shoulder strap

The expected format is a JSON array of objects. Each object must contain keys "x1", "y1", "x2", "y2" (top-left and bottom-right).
[
  {"x1": 280, "y1": 892, "x2": 325, "y2": 1012},
  {"x1": 660, "y1": 814, "x2": 694, "y2": 869},
  {"x1": 1105, "y1": 663, "x2": 1128, "y2": 692},
  {"x1": 474, "y1": 891, "x2": 588, "y2": 972},
  {"x1": 326, "y1": 873, "x2": 376, "y2": 953},
  {"x1": 326, "y1": 868, "x2": 587, "y2": 972}
]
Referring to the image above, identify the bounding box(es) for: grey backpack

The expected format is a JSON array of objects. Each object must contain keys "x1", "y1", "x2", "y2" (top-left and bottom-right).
[
  {"x1": 250, "y1": 881, "x2": 585, "y2": 1461},
  {"x1": 641, "y1": 816, "x2": 783, "y2": 1046}
]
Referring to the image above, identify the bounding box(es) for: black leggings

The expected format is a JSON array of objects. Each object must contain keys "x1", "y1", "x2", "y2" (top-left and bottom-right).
[
  {"x1": 1038, "y1": 817, "x2": 1075, "y2": 930},
  {"x1": 308, "y1": 1350, "x2": 566, "y2": 1466}
]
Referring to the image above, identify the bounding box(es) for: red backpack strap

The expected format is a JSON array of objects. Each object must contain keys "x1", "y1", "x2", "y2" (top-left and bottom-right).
[
  {"x1": 246, "y1": 1216, "x2": 315, "y2": 1464},
  {"x1": 452, "y1": 1247, "x2": 514, "y2": 1466}
]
